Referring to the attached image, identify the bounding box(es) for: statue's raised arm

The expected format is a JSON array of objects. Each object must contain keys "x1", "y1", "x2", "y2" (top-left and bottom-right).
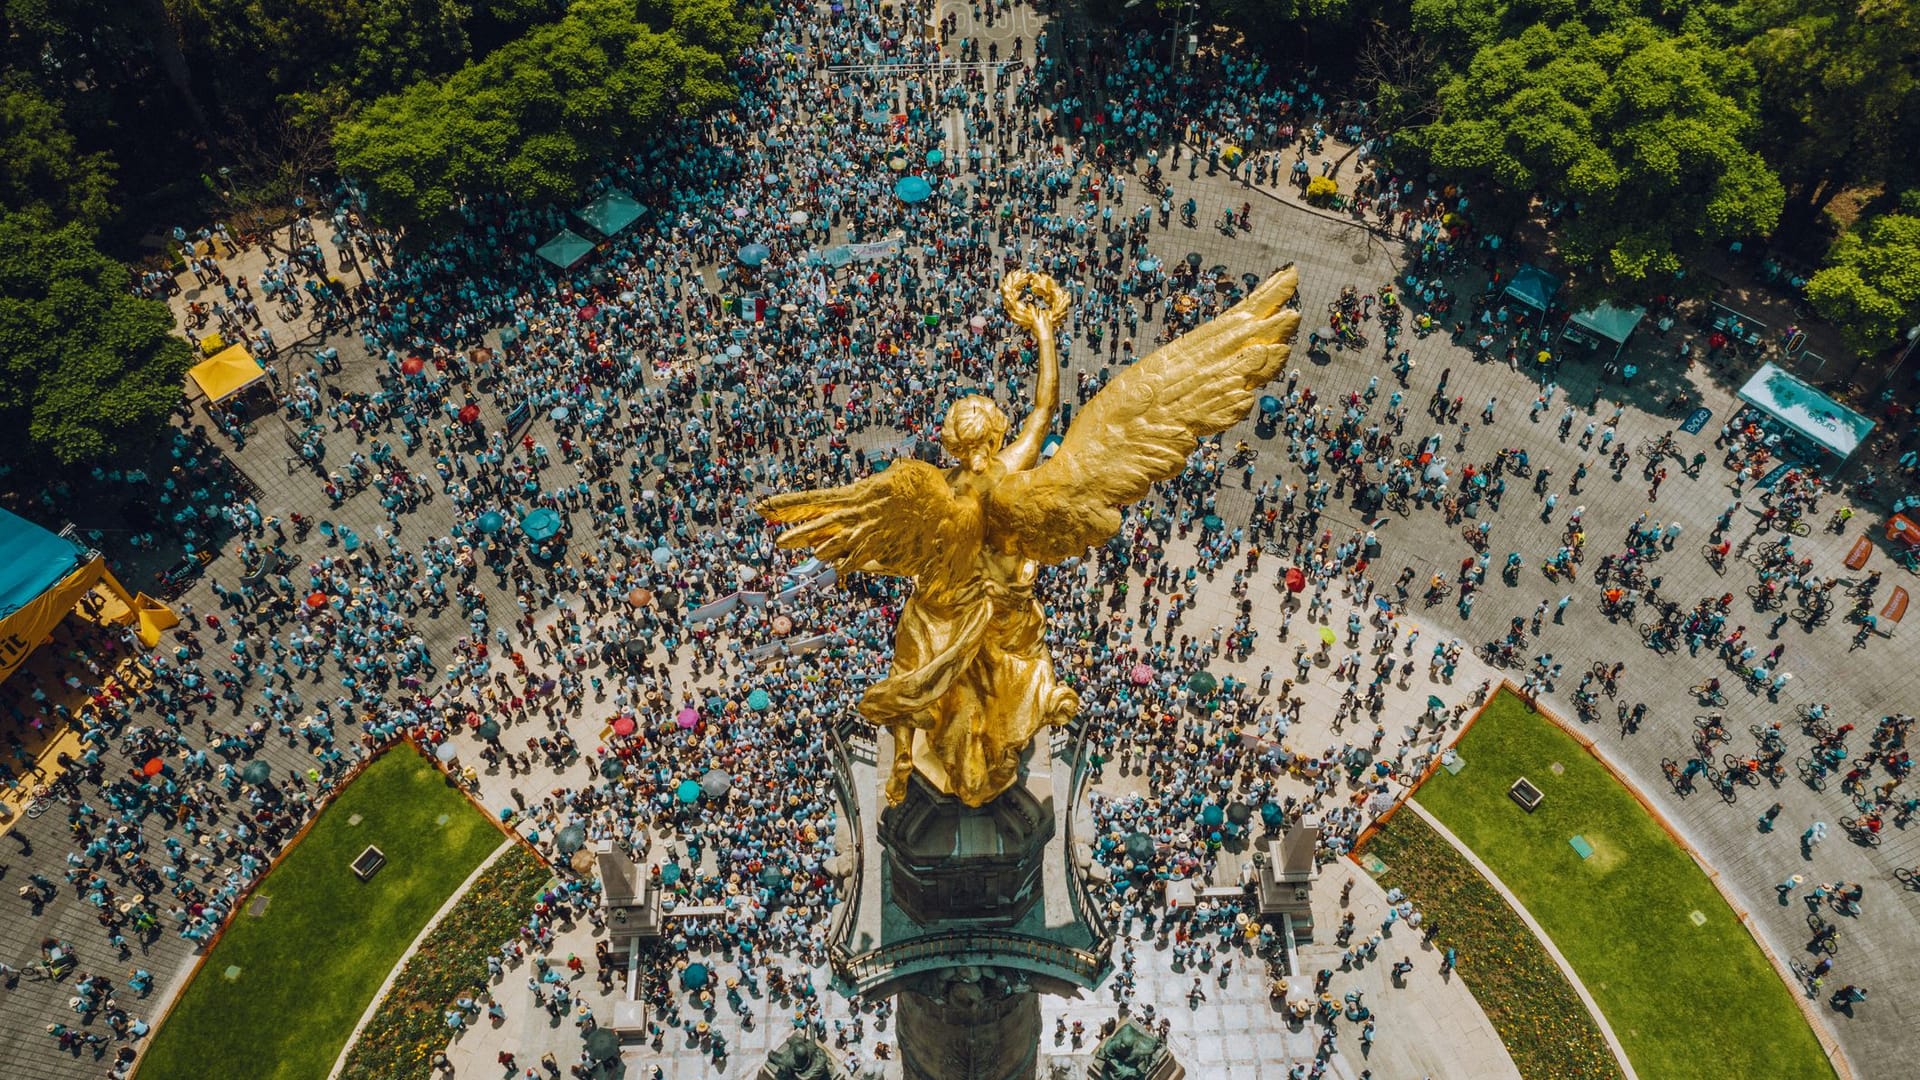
[{"x1": 996, "y1": 270, "x2": 1072, "y2": 473}]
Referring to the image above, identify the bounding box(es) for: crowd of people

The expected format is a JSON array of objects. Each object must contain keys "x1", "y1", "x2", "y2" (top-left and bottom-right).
[{"x1": 2, "y1": 0, "x2": 1911, "y2": 1077}]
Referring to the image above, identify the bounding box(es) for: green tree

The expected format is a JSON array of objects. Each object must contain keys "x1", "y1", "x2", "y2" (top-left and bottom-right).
[
  {"x1": 0, "y1": 81, "x2": 117, "y2": 230},
  {"x1": 1738, "y1": 0, "x2": 1920, "y2": 216},
  {"x1": 168, "y1": 0, "x2": 475, "y2": 124},
  {"x1": 0, "y1": 211, "x2": 193, "y2": 464},
  {"x1": 1804, "y1": 205, "x2": 1920, "y2": 355},
  {"x1": 335, "y1": 0, "x2": 756, "y2": 232},
  {"x1": 1412, "y1": 20, "x2": 1783, "y2": 282}
]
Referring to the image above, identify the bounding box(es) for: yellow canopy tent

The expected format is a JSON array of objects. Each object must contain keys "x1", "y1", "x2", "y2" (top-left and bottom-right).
[
  {"x1": 0, "y1": 507, "x2": 150, "y2": 685},
  {"x1": 187, "y1": 344, "x2": 266, "y2": 403},
  {"x1": 132, "y1": 594, "x2": 180, "y2": 647}
]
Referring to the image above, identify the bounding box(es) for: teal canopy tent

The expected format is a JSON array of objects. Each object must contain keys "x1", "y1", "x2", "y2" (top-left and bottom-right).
[
  {"x1": 1502, "y1": 264, "x2": 1560, "y2": 315},
  {"x1": 575, "y1": 190, "x2": 645, "y2": 237},
  {"x1": 1563, "y1": 302, "x2": 1646, "y2": 362},
  {"x1": 0, "y1": 508, "x2": 86, "y2": 620},
  {"x1": 535, "y1": 229, "x2": 595, "y2": 269}
]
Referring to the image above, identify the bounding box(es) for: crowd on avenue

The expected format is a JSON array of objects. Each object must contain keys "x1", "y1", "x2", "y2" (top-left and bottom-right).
[{"x1": 1, "y1": 0, "x2": 1913, "y2": 1078}]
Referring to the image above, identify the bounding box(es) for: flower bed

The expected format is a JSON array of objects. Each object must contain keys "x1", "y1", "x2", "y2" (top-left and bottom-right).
[
  {"x1": 340, "y1": 844, "x2": 551, "y2": 1080},
  {"x1": 1361, "y1": 812, "x2": 1622, "y2": 1080}
]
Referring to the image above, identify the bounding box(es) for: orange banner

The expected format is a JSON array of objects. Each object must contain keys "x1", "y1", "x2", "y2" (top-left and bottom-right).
[
  {"x1": 1844, "y1": 535, "x2": 1873, "y2": 570},
  {"x1": 1883, "y1": 588, "x2": 1909, "y2": 624}
]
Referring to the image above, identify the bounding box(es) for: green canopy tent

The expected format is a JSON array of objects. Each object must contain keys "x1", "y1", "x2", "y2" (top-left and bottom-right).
[
  {"x1": 1561, "y1": 302, "x2": 1645, "y2": 363},
  {"x1": 575, "y1": 190, "x2": 646, "y2": 237},
  {"x1": 535, "y1": 229, "x2": 596, "y2": 270}
]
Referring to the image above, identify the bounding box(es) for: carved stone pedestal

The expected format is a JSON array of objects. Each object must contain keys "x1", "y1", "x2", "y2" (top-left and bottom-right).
[{"x1": 897, "y1": 966, "x2": 1041, "y2": 1080}]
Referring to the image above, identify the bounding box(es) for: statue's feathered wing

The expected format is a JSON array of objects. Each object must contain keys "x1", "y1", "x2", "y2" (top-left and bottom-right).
[
  {"x1": 987, "y1": 267, "x2": 1301, "y2": 564},
  {"x1": 758, "y1": 459, "x2": 979, "y2": 585}
]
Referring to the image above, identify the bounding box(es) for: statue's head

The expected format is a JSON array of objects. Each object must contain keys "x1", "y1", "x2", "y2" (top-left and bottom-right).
[{"x1": 943, "y1": 395, "x2": 1009, "y2": 473}]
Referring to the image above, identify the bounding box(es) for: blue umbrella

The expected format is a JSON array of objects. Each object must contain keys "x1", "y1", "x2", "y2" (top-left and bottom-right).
[
  {"x1": 1259, "y1": 395, "x2": 1282, "y2": 416},
  {"x1": 748, "y1": 688, "x2": 771, "y2": 711},
  {"x1": 676, "y1": 779, "x2": 702, "y2": 803},
  {"x1": 736, "y1": 243, "x2": 771, "y2": 267},
  {"x1": 894, "y1": 176, "x2": 933, "y2": 204},
  {"x1": 660, "y1": 863, "x2": 682, "y2": 884},
  {"x1": 652, "y1": 546, "x2": 673, "y2": 566},
  {"x1": 549, "y1": 406, "x2": 569, "y2": 421},
  {"x1": 476, "y1": 511, "x2": 505, "y2": 534},
  {"x1": 520, "y1": 508, "x2": 562, "y2": 542},
  {"x1": 1202, "y1": 804, "x2": 1225, "y2": 827},
  {"x1": 926, "y1": 148, "x2": 945, "y2": 165},
  {"x1": 680, "y1": 963, "x2": 710, "y2": 990},
  {"x1": 1138, "y1": 258, "x2": 1161, "y2": 273}
]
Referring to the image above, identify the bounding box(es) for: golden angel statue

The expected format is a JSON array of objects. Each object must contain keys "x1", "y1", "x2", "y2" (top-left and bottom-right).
[{"x1": 760, "y1": 267, "x2": 1300, "y2": 807}]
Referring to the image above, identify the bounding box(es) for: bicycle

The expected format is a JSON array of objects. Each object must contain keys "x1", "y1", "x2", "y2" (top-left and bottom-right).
[
  {"x1": 1690, "y1": 684, "x2": 1727, "y2": 707},
  {"x1": 1791, "y1": 605, "x2": 1831, "y2": 628},
  {"x1": 1839, "y1": 816, "x2": 1883, "y2": 847},
  {"x1": 1778, "y1": 516, "x2": 1811, "y2": 537},
  {"x1": 1721, "y1": 754, "x2": 1763, "y2": 787},
  {"x1": 1702, "y1": 543, "x2": 1729, "y2": 574},
  {"x1": 1807, "y1": 912, "x2": 1840, "y2": 955},
  {"x1": 1746, "y1": 583, "x2": 1780, "y2": 610},
  {"x1": 1795, "y1": 755, "x2": 1829, "y2": 790},
  {"x1": 1895, "y1": 866, "x2": 1920, "y2": 890},
  {"x1": 1788, "y1": 958, "x2": 1826, "y2": 997},
  {"x1": 1660, "y1": 758, "x2": 1690, "y2": 794}
]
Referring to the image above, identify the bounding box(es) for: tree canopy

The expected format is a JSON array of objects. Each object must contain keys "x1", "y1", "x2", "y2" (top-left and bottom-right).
[
  {"x1": 0, "y1": 211, "x2": 194, "y2": 464},
  {"x1": 1413, "y1": 20, "x2": 1782, "y2": 282},
  {"x1": 1737, "y1": 0, "x2": 1920, "y2": 215},
  {"x1": 1804, "y1": 202, "x2": 1920, "y2": 355},
  {"x1": 334, "y1": 0, "x2": 757, "y2": 232}
]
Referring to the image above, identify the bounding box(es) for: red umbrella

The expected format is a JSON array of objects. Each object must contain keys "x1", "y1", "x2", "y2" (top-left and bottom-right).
[
  {"x1": 458, "y1": 404, "x2": 481, "y2": 424},
  {"x1": 400, "y1": 356, "x2": 425, "y2": 375},
  {"x1": 1284, "y1": 568, "x2": 1306, "y2": 594},
  {"x1": 611, "y1": 715, "x2": 637, "y2": 737},
  {"x1": 306, "y1": 592, "x2": 328, "y2": 608},
  {"x1": 142, "y1": 758, "x2": 165, "y2": 776}
]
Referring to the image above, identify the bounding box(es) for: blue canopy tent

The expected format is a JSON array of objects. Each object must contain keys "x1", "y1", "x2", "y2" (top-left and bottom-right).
[
  {"x1": 1502, "y1": 265, "x2": 1560, "y2": 319},
  {"x1": 574, "y1": 190, "x2": 646, "y2": 237},
  {"x1": 535, "y1": 229, "x2": 596, "y2": 270},
  {"x1": 1561, "y1": 302, "x2": 1645, "y2": 363},
  {"x1": 1736, "y1": 362, "x2": 1876, "y2": 464}
]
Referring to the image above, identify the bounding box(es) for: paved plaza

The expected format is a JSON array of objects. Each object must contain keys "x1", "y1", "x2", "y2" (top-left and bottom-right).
[{"x1": 0, "y1": 1, "x2": 1916, "y2": 1079}]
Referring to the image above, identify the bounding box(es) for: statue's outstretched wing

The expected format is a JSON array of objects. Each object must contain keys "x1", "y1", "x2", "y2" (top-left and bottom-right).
[
  {"x1": 988, "y1": 268, "x2": 1300, "y2": 564},
  {"x1": 758, "y1": 459, "x2": 979, "y2": 583}
]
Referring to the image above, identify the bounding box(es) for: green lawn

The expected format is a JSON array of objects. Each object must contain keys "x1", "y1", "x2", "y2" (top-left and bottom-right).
[
  {"x1": 140, "y1": 749, "x2": 507, "y2": 1080},
  {"x1": 1416, "y1": 690, "x2": 1830, "y2": 1080},
  {"x1": 1366, "y1": 811, "x2": 1621, "y2": 1080}
]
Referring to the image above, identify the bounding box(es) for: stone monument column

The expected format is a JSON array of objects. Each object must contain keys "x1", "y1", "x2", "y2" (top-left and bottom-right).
[{"x1": 895, "y1": 967, "x2": 1041, "y2": 1080}]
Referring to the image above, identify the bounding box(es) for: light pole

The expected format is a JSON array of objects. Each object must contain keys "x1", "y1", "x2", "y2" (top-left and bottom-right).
[{"x1": 1886, "y1": 323, "x2": 1920, "y2": 390}]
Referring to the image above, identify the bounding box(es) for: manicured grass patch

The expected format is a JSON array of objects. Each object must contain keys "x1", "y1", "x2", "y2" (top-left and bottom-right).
[
  {"x1": 1364, "y1": 811, "x2": 1621, "y2": 1080},
  {"x1": 140, "y1": 749, "x2": 506, "y2": 1080},
  {"x1": 341, "y1": 844, "x2": 549, "y2": 1080},
  {"x1": 1417, "y1": 690, "x2": 1830, "y2": 1080}
]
